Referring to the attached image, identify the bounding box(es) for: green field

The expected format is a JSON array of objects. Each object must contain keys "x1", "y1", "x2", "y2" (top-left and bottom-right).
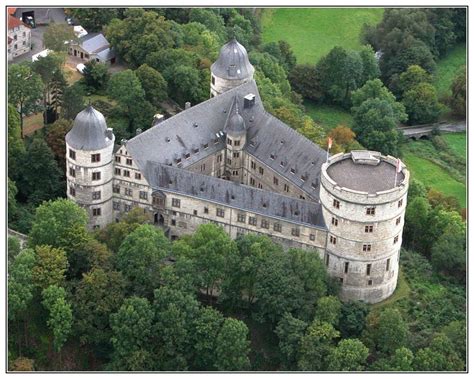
[
  {"x1": 304, "y1": 100, "x2": 353, "y2": 131},
  {"x1": 261, "y1": 8, "x2": 384, "y2": 64},
  {"x1": 434, "y1": 43, "x2": 466, "y2": 98},
  {"x1": 402, "y1": 148, "x2": 466, "y2": 208},
  {"x1": 441, "y1": 132, "x2": 466, "y2": 158}
]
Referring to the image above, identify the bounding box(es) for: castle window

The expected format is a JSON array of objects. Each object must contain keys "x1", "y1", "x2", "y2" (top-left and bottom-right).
[
  {"x1": 152, "y1": 196, "x2": 164, "y2": 206},
  {"x1": 386, "y1": 258, "x2": 390, "y2": 271},
  {"x1": 123, "y1": 170, "x2": 130, "y2": 178},
  {"x1": 171, "y1": 219, "x2": 176, "y2": 226},
  {"x1": 92, "y1": 208, "x2": 101, "y2": 216},
  {"x1": 396, "y1": 217, "x2": 401, "y2": 225},
  {"x1": 234, "y1": 140, "x2": 240, "y2": 146},
  {"x1": 115, "y1": 168, "x2": 121, "y2": 175},
  {"x1": 280, "y1": 161, "x2": 286, "y2": 167},
  {"x1": 250, "y1": 178, "x2": 256, "y2": 186},
  {"x1": 258, "y1": 167, "x2": 264, "y2": 175},
  {"x1": 115, "y1": 156, "x2": 121, "y2": 163},
  {"x1": 344, "y1": 262, "x2": 349, "y2": 274},
  {"x1": 284, "y1": 184, "x2": 289, "y2": 192},
  {"x1": 261, "y1": 219, "x2": 269, "y2": 229},
  {"x1": 91, "y1": 153, "x2": 101, "y2": 163},
  {"x1": 365, "y1": 225, "x2": 374, "y2": 233},
  {"x1": 211, "y1": 75, "x2": 215, "y2": 85},
  {"x1": 216, "y1": 208, "x2": 224, "y2": 218},
  {"x1": 393, "y1": 235, "x2": 399, "y2": 244},
  {"x1": 172, "y1": 198, "x2": 181, "y2": 208},
  {"x1": 69, "y1": 149, "x2": 76, "y2": 160},
  {"x1": 339, "y1": 277, "x2": 344, "y2": 283},
  {"x1": 325, "y1": 253, "x2": 329, "y2": 266},
  {"x1": 201, "y1": 164, "x2": 206, "y2": 172},
  {"x1": 176, "y1": 158, "x2": 181, "y2": 164},
  {"x1": 311, "y1": 182, "x2": 317, "y2": 190},
  {"x1": 193, "y1": 210, "x2": 198, "y2": 216},
  {"x1": 227, "y1": 138, "x2": 232, "y2": 146},
  {"x1": 290, "y1": 168, "x2": 295, "y2": 175},
  {"x1": 126, "y1": 158, "x2": 132, "y2": 165},
  {"x1": 398, "y1": 199, "x2": 403, "y2": 208},
  {"x1": 69, "y1": 167, "x2": 76, "y2": 177},
  {"x1": 291, "y1": 228, "x2": 300, "y2": 237},
  {"x1": 237, "y1": 213, "x2": 246, "y2": 223},
  {"x1": 233, "y1": 152, "x2": 239, "y2": 158},
  {"x1": 217, "y1": 154, "x2": 222, "y2": 162},
  {"x1": 274, "y1": 223, "x2": 282, "y2": 232},
  {"x1": 362, "y1": 244, "x2": 371, "y2": 252},
  {"x1": 226, "y1": 158, "x2": 232, "y2": 165},
  {"x1": 309, "y1": 234, "x2": 315, "y2": 241},
  {"x1": 185, "y1": 153, "x2": 190, "y2": 159},
  {"x1": 113, "y1": 201, "x2": 120, "y2": 210},
  {"x1": 333, "y1": 199, "x2": 340, "y2": 209},
  {"x1": 233, "y1": 170, "x2": 238, "y2": 176},
  {"x1": 92, "y1": 172, "x2": 101, "y2": 181},
  {"x1": 92, "y1": 191, "x2": 101, "y2": 200},
  {"x1": 204, "y1": 143, "x2": 209, "y2": 149},
  {"x1": 273, "y1": 177, "x2": 279, "y2": 186},
  {"x1": 125, "y1": 188, "x2": 133, "y2": 197},
  {"x1": 204, "y1": 207, "x2": 209, "y2": 214},
  {"x1": 329, "y1": 236, "x2": 336, "y2": 244},
  {"x1": 366, "y1": 207, "x2": 376, "y2": 215},
  {"x1": 251, "y1": 161, "x2": 256, "y2": 170},
  {"x1": 270, "y1": 154, "x2": 275, "y2": 160},
  {"x1": 113, "y1": 185, "x2": 120, "y2": 194},
  {"x1": 299, "y1": 195, "x2": 305, "y2": 200},
  {"x1": 69, "y1": 187, "x2": 75, "y2": 196},
  {"x1": 257, "y1": 183, "x2": 263, "y2": 189},
  {"x1": 124, "y1": 204, "x2": 132, "y2": 212},
  {"x1": 248, "y1": 216, "x2": 257, "y2": 226},
  {"x1": 331, "y1": 217, "x2": 338, "y2": 226},
  {"x1": 366, "y1": 264, "x2": 371, "y2": 276},
  {"x1": 135, "y1": 172, "x2": 142, "y2": 180},
  {"x1": 300, "y1": 175, "x2": 306, "y2": 182},
  {"x1": 368, "y1": 279, "x2": 373, "y2": 286},
  {"x1": 139, "y1": 191, "x2": 148, "y2": 200}
]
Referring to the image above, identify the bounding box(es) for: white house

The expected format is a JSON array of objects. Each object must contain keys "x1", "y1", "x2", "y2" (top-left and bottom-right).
[{"x1": 8, "y1": 15, "x2": 31, "y2": 61}]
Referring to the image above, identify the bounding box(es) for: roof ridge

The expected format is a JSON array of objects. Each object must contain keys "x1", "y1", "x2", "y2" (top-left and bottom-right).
[{"x1": 128, "y1": 79, "x2": 258, "y2": 143}]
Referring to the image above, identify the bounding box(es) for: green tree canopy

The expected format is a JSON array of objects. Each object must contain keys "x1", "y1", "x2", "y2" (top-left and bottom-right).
[
  {"x1": 67, "y1": 8, "x2": 122, "y2": 32},
  {"x1": 32, "y1": 245, "x2": 68, "y2": 290},
  {"x1": 314, "y1": 296, "x2": 342, "y2": 326},
  {"x1": 367, "y1": 308, "x2": 409, "y2": 356},
  {"x1": 135, "y1": 64, "x2": 168, "y2": 107},
  {"x1": 61, "y1": 84, "x2": 86, "y2": 120},
  {"x1": 326, "y1": 338, "x2": 369, "y2": 371},
  {"x1": 215, "y1": 318, "x2": 251, "y2": 371},
  {"x1": 402, "y1": 82, "x2": 441, "y2": 125},
  {"x1": 43, "y1": 23, "x2": 77, "y2": 52},
  {"x1": 431, "y1": 223, "x2": 466, "y2": 280},
  {"x1": 8, "y1": 103, "x2": 25, "y2": 178},
  {"x1": 275, "y1": 312, "x2": 308, "y2": 370},
  {"x1": 8, "y1": 248, "x2": 36, "y2": 321},
  {"x1": 83, "y1": 61, "x2": 110, "y2": 92},
  {"x1": 448, "y1": 66, "x2": 466, "y2": 117}
]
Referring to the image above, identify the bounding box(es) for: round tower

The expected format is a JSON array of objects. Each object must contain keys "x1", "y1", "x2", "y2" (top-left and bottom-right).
[
  {"x1": 224, "y1": 104, "x2": 247, "y2": 182},
  {"x1": 65, "y1": 106, "x2": 115, "y2": 229},
  {"x1": 320, "y1": 151, "x2": 409, "y2": 303},
  {"x1": 210, "y1": 38, "x2": 255, "y2": 97}
]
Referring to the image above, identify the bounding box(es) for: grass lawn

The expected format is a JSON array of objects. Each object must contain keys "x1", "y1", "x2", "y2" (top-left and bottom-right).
[
  {"x1": 434, "y1": 43, "x2": 466, "y2": 98},
  {"x1": 260, "y1": 8, "x2": 384, "y2": 64},
  {"x1": 402, "y1": 149, "x2": 466, "y2": 208},
  {"x1": 441, "y1": 132, "x2": 466, "y2": 159},
  {"x1": 64, "y1": 64, "x2": 82, "y2": 85},
  {"x1": 304, "y1": 99, "x2": 353, "y2": 131},
  {"x1": 23, "y1": 112, "x2": 44, "y2": 136}
]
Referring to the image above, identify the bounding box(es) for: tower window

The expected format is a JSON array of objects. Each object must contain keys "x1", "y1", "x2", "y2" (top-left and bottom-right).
[
  {"x1": 92, "y1": 208, "x2": 101, "y2": 217},
  {"x1": 69, "y1": 167, "x2": 76, "y2": 177},
  {"x1": 125, "y1": 188, "x2": 133, "y2": 197},
  {"x1": 365, "y1": 225, "x2": 374, "y2": 233},
  {"x1": 91, "y1": 153, "x2": 101, "y2": 163},
  {"x1": 123, "y1": 170, "x2": 130, "y2": 178},
  {"x1": 368, "y1": 279, "x2": 373, "y2": 286},
  {"x1": 92, "y1": 191, "x2": 101, "y2": 200},
  {"x1": 227, "y1": 138, "x2": 232, "y2": 146},
  {"x1": 329, "y1": 236, "x2": 337, "y2": 244},
  {"x1": 362, "y1": 244, "x2": 372, "y2": 252},
  {"x1": 366, "y1": 264, "x2": 371, "y2": 276},
  {"x1": 113, "y1": 185, "x2": 120, "y2": 194},
  {"x1": 273, "y1": 177, "x2": 279, "y2": 186},
  {"x1": 92, "y1": 172, "x2": 101, "y2": 181},
  {"x1": 172, "y1": 198, "x2": 181, "y2": 208},
  {"x1": 398, "y1": 199, "x2": 403, "y2": 208},
  {"x1": 366, "y1": 207, "x2": 376, "y2": 215},
  {"x1": 69, "y1": 187, "x2": 75, "y2": 196},
  {"x1": 233, "y1": 152, "x2": 240, "y2": 158},
  {"x1": 234, "y1": 140, "x2": 240, "y2": 146},
  {"x1": 386, "y1": 258, "x2": 390, "y2": 271},
  {"x1": 115, "y1": 156, "x2": 121, "y2": 163},
  {"x1": 139, "y1": 191, "x2": 148, "y2": 200},
  {"x1": 331, "y1": 217, "x2": 338, "y2": 226},
  {"x1": 113, "y1": 201, "x2": 120, "y2": 210},
  {"x1": 344, "y1": 262, "x2": 349, "y2": 274},
  {"x1": 216, "y1": 208, "x2": 225, "y2": 217},
  {"x1": 115, "y1": 168, "x2": 121, "y2": 175},
  {"x1": 396, "y1": 216, "x2": 401, "y2": 225},
  {"x1": 309, "y1": 234, "x2": 315, "y2": 241},
  {"x1": 333, "y1": 199, "x2": 340, "y2": 209},
  {"x1": 394, "y1": 235, "x2": 399, "y2": 244},
  {"x1": 69, "y1": 149, "x2": 76, "y2": 160},
  {"x1": 126, "y1": 158, "x2": 133, "y2": 165},
  {"x1": 291, "y1": 228, "x2": 300, "y2": 237},
  {"x1": 135, "y1": 172, "x2": 142, "y2": 180},
  {"x1": 273, "y1": 223, "x2": 282, "y2": 232},
  {"x1": 258, "y1": 167, "x2": 264, "y2": 175},
  {"x1": 251, "y1": 161, "x2": 256, "y2": 170}
]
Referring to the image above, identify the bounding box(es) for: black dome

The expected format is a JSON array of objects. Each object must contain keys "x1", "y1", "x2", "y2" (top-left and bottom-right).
[{"x1": 211, "y1": 38, "x2": 255, "y2": 80}]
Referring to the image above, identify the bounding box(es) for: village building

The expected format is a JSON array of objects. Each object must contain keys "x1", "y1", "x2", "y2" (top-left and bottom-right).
[
  {"x1": 68, "y1": 32, "x2": 116, "y2": 64},
  {"x1": 7, "y1": 15, "x2": 31, "y2": 61},
  {"x1": 65, "y1": 38, "x2": 409, "y2": 303}
]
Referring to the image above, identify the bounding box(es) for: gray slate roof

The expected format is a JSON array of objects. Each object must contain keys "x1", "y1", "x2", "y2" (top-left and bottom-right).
[
  {"x1": 145, "y1": 161, "x2": 327, "y2": 229},
  {"x1": 224, "y1": 96, "x2": 247, "y2": 137},
  {"x1": 327, "y1": 158, "x2": 405, "y2": 194},
  {"x1": 211, "y1": 38, "x2": 255, "y2": 80},
  {"x1": 66, "y1": 106, "x2": 114, "y2": 150},
  {"x1": 78, "y1": 33, "x2": 109, "y2": 54},
  {"x1": 96, "y1": 47, "x2": 115, "y2": 61},
  {"x1": 126, "y1": 79, "x2": 327, "y2": 200}
]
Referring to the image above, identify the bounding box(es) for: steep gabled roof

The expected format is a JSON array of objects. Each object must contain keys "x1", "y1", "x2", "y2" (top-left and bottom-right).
[
  {"x1": 8, "y1": 15, "x2": 27, "y2": 30},
  {"x1": 77, "y1": 33, "x2": 109, "y2": 54},
  {"x1": 145, "y1": 162, "x2": 327, "y2": 229}
]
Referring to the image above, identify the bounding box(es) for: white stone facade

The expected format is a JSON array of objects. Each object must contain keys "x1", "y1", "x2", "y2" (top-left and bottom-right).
[
  {"x1": 320, "y1": 152, "x2": 409, "y2": 303},
  {"x1": 8, "y1": 20, "x2": 31, "y2": 61}
]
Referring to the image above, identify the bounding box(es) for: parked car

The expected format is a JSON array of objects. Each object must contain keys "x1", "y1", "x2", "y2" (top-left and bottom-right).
[{"x1": 76, "y1": 63, "x2": 86, "y2": 74}]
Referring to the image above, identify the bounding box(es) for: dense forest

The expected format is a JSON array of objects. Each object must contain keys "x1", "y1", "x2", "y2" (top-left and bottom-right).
[{"x1": 7, "y1": 8, "x2": 466, "y2": 371}]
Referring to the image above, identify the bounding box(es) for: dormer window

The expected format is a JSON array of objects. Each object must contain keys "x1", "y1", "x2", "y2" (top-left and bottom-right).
[
  {"x1": 176, "y1": 158, "x2": 181, "y2": 164},
  {"x1": 270, "y1": 154, "x2": 275, "y2": 160},
  {"x1": 290, "y1": 168, "x2": 295, "y2": 174},
  {"x1": 203, "y1": 143, "x2": 209, "y2": 149},
  {"x1": 185, "y1": 153, "x2": 190, "y2": 159}
]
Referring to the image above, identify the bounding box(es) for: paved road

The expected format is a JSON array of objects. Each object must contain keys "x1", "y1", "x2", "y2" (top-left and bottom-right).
[
  {"x1": 11, "y1": 8, "x2": 66, "y2": 64},
  {"x1": 399, "y1": 121, "x2": 466, "y2": 136}
]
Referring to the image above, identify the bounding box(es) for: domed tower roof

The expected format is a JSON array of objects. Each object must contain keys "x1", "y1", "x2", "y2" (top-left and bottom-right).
[
  {"x1": 224, "y1": 101, "x2": 246, "y2": 138},
  {"x1": 211, "y1": 38, "x2": 255, "y2": 80},
  {"x1": 66, "y1": 106, "x2": 114, "y2": 150}
]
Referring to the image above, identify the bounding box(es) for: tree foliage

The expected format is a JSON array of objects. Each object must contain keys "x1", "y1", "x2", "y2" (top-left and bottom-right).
[
  {"x1": 43, "y1": 23, "x2": 77, "y2": 52},
  {"x1": 32, "y1": 245, "x2": 68, "y2": 290},
  {"x1": 215, "y1": 318, "x2": 251, "y2": 371},
  {"x1": 83, "y1": 61, "x2": 110, "y2": 92}
]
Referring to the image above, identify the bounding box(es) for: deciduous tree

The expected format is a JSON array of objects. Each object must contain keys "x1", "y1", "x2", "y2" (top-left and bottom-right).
[
  {"x1": 43, "y1": 23, "x2": 77, "y2": 53},
  {"x1": 32, "y1": 245, "x2": 68, "y2": 290},
  {"x1": 326, "y1": 338, "x2": 369, "y2": 371},
  {"x1": 215, "y1": 318, "x2": 251, "y2": 371},
  {"x1": 135, "y1": 64, "x2": 168, "y2": 107}
]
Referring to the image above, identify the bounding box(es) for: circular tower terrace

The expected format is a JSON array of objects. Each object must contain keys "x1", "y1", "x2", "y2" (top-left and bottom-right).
[{"x1": 320, "y1": 151, "x2": 409, "y2": 303}]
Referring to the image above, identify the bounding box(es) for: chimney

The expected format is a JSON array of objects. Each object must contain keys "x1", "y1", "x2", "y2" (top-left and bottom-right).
[
  {"x1": 185, "y1": 102, "x2": 191, "y2": 110},
  {"x1": 136, "y1": 128, "x2": 142, "y2": 136},
  {"x1": 152, "y1": 113, "x2": 164, "y2": 126},
  {"x1": 244, "y1": 93, "x2": 256, "y2": 108},
  {"x1": 120, "y1": 138, "x2": 127, "y2": 145},
  {"x1": 106, "y1": 128, "x2": 114, "y2": 140}
]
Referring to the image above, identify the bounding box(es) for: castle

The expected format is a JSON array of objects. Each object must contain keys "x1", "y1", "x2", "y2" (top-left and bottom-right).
[{"x1": 65, "y1": 39, "x2": 409, "y2": 303}]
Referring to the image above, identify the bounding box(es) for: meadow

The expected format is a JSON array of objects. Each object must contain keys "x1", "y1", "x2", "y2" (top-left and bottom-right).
[
  {"x1": 434, "y1": 43, "x2": 466, "y2": 99},
  {"x1": 303, "y1": 100, "x2": 353, "y2": 131},
  {"x1": 260, "y1": 8, "x2": 384, "y2": 64}
]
